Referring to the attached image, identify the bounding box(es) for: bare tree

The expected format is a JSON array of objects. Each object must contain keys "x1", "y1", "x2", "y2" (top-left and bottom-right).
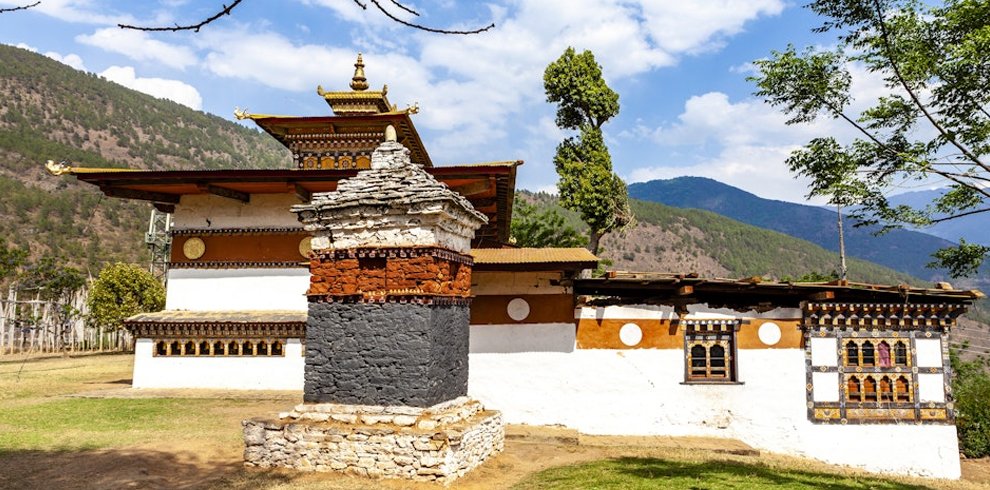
[
  {"x1": 0, "y1": 1, "x2": 39, "y2": 14},
  {"x1": 117, "y1": 0, "x2": 494, "y2": 35}
]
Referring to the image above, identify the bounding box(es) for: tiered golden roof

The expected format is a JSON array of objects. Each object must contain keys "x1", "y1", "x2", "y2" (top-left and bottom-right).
[{"x1": 317, "y1": 53, "x2": 394, "y2": 115}]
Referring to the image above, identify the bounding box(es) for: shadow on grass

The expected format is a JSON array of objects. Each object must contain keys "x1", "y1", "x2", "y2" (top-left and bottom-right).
[
  {"x1": 0, "y1": 351, "x2": 128, "y2": 366},
  {"x1": 0, "y1": 448, "x2": 300, "y2": 490},
  {"x1": 515, "y1": 457, "x2": 933, "y2": 490}
]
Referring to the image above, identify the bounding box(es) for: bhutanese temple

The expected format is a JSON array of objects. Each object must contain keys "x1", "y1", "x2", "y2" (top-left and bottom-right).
[{"x1": 47, "y1": 54, "x2": 985, "y2": 480}]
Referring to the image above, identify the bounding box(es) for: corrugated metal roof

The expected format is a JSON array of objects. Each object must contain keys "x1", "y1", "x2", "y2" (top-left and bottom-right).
[
  {"x1": 125, "y1": 310, "x2": 307, "y2": 324},
  {"x1": 471, "y1": 247, "x2": 598, "y2": 264}
]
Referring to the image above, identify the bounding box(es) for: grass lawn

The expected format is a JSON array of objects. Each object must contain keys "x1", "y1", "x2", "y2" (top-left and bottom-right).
[
  {"x1": 513, "y1": 457, "x2": 931, "y2": 490},
  {"x1": 0, "y1": 353, "x2": 986, "y2": 489}
]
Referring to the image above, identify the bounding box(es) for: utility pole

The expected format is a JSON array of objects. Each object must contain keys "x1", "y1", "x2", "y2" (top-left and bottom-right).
[
  {"x1": 837, "y1": 203, "x2": 848, "y2": 283},
  {"x1": 145, "y1": 208, "x2": 172, "y2": 284}
]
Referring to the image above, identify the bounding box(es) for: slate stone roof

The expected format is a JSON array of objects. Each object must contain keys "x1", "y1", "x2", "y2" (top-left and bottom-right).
[
  {"x1": 125, "y1": 310, "x2": 307, "y2": 325},
  {"x1": 296, "y1": 142, "x2": 487, "y2": 224}
]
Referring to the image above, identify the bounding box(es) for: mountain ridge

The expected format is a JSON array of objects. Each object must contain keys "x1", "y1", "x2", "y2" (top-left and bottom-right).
[{"x1": 627, "y1": 176, "x2": 967, "y2": 281}]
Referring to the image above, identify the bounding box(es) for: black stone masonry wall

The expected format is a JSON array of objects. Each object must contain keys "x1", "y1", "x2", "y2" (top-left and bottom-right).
[{"x1": 304, "y1": 302, "x2": 470, "y2": 407}]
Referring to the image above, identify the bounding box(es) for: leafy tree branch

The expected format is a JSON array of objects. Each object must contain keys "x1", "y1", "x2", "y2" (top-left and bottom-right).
[{"x1": 751, "y1": 0, "x2": 990, "y2": 277}]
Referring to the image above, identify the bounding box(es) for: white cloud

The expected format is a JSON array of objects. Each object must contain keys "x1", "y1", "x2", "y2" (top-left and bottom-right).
[
  {"x1": 9, "y1": 43, "x2": 88, "y2": 71},
  {"x1": 100, "y1": 66, "x2": 203, "y2": 110},
  {"x1": 196, "y1": 0, "x2": 784, "y2": 165},
  {"x1": 44, "y1": 51, "x2": 87, "y2": 71},
  {"x1": 0, "y1": 0, "x2": 134, "y2": 25},
  {"x1": 77, "y1": 28, "x2": 198, "y2": 70},
  {"x1": 638, "y1": 1, "x2": 785, "y2": 54},
  {"x1": 624, "y1": 60, "x2": 894, "y2": 203},
  {"x1": 627, "y1": 144, "x2": 827, "y2": 204}
]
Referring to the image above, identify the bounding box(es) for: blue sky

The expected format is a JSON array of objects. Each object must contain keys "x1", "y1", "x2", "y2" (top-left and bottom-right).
[{"x1": 0, "y1": 0, "x2": 867, "y2": 204}]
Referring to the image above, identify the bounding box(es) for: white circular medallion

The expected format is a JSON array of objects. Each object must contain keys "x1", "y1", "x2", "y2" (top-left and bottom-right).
[
  {"x1": 619, "y1": 323, "x2": 643, "y2": 347},
  {"x1": 507, "y1": 298, "x2": 530, "y2": 322},
  {"x1": 758, "y1": 322, "x2": 782, "y2": 346}
]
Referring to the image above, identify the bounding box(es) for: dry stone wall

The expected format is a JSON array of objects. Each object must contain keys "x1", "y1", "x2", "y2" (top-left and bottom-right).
[{"x1": 243, "y1": 397, "x2": 504, "y2": 483}]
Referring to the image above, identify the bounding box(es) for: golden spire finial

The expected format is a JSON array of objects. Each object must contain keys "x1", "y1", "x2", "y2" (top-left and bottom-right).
[{"x1": 350, "y1": 53, "x2": 369, "y2": 91}]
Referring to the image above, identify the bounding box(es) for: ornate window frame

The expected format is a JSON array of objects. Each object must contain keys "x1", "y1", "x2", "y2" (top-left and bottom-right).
[
  {"x1": 153, "y1": 338, "x2": 288, "y2": 357},
  {"x1": 683, "y1": 319, "x2": 741, "y2": 384},
  {"x1": 804, "y1": 303, "x2": 958, "y2": 425}
]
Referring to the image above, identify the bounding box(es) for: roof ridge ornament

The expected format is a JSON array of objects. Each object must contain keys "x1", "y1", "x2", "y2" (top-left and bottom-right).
[{"x1": 350, "y1": 53, "x2": 369, "y2": 91}]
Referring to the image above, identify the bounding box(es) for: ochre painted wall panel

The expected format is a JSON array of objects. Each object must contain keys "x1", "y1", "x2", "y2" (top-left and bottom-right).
[
  {"x1": 736, "y1": 319, "x2": 803, "y2": 349},
  {"x1": 171, "y1": 233, "x2": 309, "y2": 264},
  {"x1": 577, "y1": 318, "x2": 680, "y2": 349},
  {"x1": 576, "y1": 317, "x2": 803, "y2": 350},
  {"x1": 471, "y1": 294, "x2": 575, "y2": 325}
]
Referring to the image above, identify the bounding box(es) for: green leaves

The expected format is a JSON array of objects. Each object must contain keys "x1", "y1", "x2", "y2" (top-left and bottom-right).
[
  {"x1": 752, "y1": 0, "x2": 990, "y2": 278},
  {"x1": 510, "y1": 200, "x2": 586, "y2": 248},
  {"x1": 544, "y1": 47, "x2": 620, "y2": 130},
  {"x1": 929, "y1": 239, "x2": 990, "y2": 278},
  {"x1": 553, "y1": 126, "x2": 632, "y2": 249},
  {"x1": 750, "y1": 46, "x2": 852, "y2": 124},
  {"x1": 544, "y1": 48, "x2": 630, "y2": 254},
  {"x1": 86, "y1": 262, "x2": 165, "y2": 330},
  {"x1": 0, "y1": 237, "x2": 28, "y2": 284}
]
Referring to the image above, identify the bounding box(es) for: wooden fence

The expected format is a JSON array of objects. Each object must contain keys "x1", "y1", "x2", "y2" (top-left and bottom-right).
[{"x1": 0, "y1": 286, "x2": 132, "y2": 354}]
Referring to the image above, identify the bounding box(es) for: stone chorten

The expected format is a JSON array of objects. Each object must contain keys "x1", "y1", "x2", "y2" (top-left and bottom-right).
[{"x1": 243, "y1": 132, "x2": 504, "y2": 483}]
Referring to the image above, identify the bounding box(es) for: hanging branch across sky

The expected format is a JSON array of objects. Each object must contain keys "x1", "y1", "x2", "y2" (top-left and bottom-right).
[
  {"x1": 0, "y1": 1, "x2": 40, "y2": 14},
  {"x1": 118, "y1": 0, "x2": 242, "y2": 32},
  {"x1": 117, "y1": 0, "x2": 493, "y2": 35}
]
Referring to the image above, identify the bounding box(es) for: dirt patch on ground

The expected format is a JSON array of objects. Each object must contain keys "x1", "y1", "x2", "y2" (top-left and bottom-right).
[{"x1": 3, "y1": 428, "x2": 989, "y2": 490}]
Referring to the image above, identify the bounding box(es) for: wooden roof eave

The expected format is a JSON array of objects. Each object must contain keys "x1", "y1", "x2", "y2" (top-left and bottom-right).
[
  {"x1": 574, "y1": 277, "x2": 981, "y2": 311},
  {"x1": 252, "y1": 113, "x2": 433, "y2": 167}
]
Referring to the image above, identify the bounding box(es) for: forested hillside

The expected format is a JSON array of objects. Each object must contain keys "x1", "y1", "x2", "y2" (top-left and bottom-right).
[
  {"x1": 628, "y1": 177, "x2": 964, "y2": 281},
  {"x1": 518, "y1": 191, "x2": 918, "y2": 285},
  {"x1": 0, "y1": 44, "x2": 290, "y2": 273}
]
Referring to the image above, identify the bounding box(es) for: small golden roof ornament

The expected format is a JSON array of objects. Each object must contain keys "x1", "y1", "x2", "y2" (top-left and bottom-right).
[
  {"x1": 45, "y1": 159, "x2": 72, "y2": 176},
  {"x1": 350, "y1": 53, "x2": 369, "y2": 91},
  {"x1": 317, "y1": 54, "x2": 392, "y2": 115}
]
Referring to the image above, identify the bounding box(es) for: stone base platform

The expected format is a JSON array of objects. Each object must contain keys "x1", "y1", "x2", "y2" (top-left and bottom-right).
[{"x1": 242, "y1": 397, "x2": 504, "y2": 483}]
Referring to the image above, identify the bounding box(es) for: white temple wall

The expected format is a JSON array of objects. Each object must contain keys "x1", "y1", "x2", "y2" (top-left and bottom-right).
[
  {"x1": 165, "y1": 268, "x2": 309, "y2": 311},
  {"x1": 132, "y1": 338, "x2": 305, "y2": 390},
  {"x1": 173, "y1": 194, "x2": 302, "y2": 230},
  {"x1": 467, "y1": 320, "x2": 960, "y2": 480}
]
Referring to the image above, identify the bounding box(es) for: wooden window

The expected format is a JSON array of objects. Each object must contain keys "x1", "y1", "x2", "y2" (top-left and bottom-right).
[
  {"x1": 894, "y1": 341, "x2": 909, "y2": 366},
  {"x1": 879, "y1": 376, "x2": 893, "y2": 401},
  {"x1": 877, "y1": 341, "x2": 891, "y2": 367},
  {"x1": 845, "y1": 341, "x2": 859, "y2": 366},
  {"x1": 863, "y1": 376, "x2": 878, "y2": 402},
  {"x1": 152, "y1": 338, "x2": 289, "y2": 357},
  {"x1": 895, "y1": 376, "x2": 911, "y2": 402},
  {"x1": 862, "y1": 341, "x2": 875, "y2": 366},
  {"x1": 684, "y1": 327, "x2": 736, "y2": 383},
  {"x1": 847, "y1": 376, "x2": 862, "y2": 402},
  {"x1": 841, "y1": 338, "x2": 920, "y2": 405}
]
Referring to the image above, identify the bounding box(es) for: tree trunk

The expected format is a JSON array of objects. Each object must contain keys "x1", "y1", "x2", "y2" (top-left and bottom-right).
[{"x1": 588, "y1": 230, "x2": 603, "y2": 256}]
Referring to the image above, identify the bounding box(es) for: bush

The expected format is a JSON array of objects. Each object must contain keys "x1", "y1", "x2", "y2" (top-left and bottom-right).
[
  {"x1": 953, "y1": 350, "x2": 990, "y2": 457},
  {"x1": 87, "y1": 263, "x2": 165, "y2": 330}
]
